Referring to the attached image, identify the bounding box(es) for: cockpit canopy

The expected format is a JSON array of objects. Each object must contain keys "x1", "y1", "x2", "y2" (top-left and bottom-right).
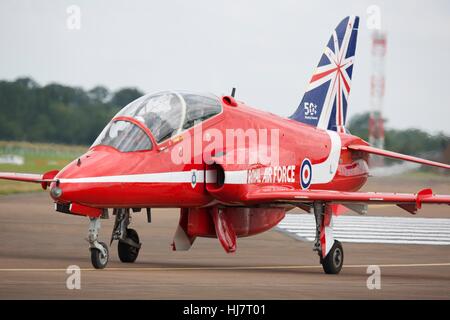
[{"x1": 92, "y1": 91, "x2": 222, "y2": 152}]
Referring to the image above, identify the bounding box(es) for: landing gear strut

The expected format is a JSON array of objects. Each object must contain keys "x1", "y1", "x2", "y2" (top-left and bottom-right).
[
  {"x1": 111, "y1": 209, "x2": 141, "y2": 263},
  {"x1": 313, "y1": 202, "x2": 344, "y2": 274},
  {"x1": 87, "y1": 217, "x2": 109, "y2": 269}
]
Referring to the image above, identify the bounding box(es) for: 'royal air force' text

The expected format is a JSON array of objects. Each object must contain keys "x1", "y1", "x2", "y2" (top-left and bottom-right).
[{"x1": 247, "y1": 165, "x2": 296, "y2": 184}]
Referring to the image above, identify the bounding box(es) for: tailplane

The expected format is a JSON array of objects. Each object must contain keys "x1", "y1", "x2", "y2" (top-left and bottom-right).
[{"x1": 290, "y1": 16, "x2": 359, "y2": 133}]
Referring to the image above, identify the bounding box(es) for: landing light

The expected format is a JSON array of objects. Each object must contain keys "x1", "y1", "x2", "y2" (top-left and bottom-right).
[{"x1": 51, "y1": 186, "x2": 63, "y2": 198}]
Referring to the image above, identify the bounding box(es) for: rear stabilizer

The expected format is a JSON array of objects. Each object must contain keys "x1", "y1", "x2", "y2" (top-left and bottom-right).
[
  {"x1": 347, "y1": 144, "x2": 450, "y2": 170},
  {"x1": 291, "y1": 16, "x2": 359, "y2": 133}
]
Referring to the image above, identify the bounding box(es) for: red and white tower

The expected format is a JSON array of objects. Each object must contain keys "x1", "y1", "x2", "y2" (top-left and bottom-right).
[{"x1": 368, "y1": 31, "x2": 386, "y2": 167}]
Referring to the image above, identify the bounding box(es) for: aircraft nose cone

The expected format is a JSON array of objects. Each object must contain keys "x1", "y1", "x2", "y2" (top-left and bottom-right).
[{"x1": 48, "y1": 148, "x2": 110, "y2": 205}]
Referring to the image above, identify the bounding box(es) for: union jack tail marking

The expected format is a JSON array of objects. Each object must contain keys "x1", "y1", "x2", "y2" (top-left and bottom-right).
[{"x1": 291, "y1": 16, "x2": 359, "y2": 133}]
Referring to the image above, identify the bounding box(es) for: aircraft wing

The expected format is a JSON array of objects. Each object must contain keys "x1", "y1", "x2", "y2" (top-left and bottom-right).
[
  {"x1": 347, "y1": 144, "x2": 450, "y2": 169},
  {"x1": 0, "y1": 170, "x2": 59, "y2": 189},
  {"x1": 0, "y1": 172, "x2": 45, "y2": 183},
  {"x1": 244, "y1": 187, "x2": 450, "y2": 214}
]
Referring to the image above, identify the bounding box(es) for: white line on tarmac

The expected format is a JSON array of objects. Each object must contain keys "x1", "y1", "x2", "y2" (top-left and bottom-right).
[{"x1": 0, "y1": 262, "x2": 450, "y2": 272}]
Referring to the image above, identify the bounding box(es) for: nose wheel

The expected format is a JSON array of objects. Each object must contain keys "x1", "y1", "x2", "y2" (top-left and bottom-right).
[
  {"x1": 90, "y1": 241, "x2": 109, "y2": 269},
  {"x1": 87, "y1": 218, "x2": 109, "y2": 269}
]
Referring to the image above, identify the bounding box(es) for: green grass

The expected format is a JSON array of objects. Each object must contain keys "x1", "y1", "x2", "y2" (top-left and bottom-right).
[{"x1": 0, "y1": 141, "x2": 87, "y2": 195}]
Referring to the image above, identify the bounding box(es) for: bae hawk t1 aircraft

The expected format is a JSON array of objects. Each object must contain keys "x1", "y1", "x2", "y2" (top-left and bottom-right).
[{"x1": 1, "y1": 16, "x2": 449, "y2": 273}]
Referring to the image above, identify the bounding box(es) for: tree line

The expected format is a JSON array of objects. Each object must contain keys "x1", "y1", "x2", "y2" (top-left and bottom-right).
[
  {"x1": 0, "y1": 77, "x2": 143, "y2": 145},
  {"x1": 347, "y1": 112, "x2": 449, "y2": 159}
]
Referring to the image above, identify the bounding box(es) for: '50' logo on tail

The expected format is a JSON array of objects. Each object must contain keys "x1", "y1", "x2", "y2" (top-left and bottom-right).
[{"x1": 304, "y1": 102, "x2": 318, "y2": 120}]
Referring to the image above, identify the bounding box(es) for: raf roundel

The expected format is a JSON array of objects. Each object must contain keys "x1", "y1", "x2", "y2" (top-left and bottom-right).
[
  {"x1": 191, "y1": 169, "x2": 197, "y2": 188},
  {"x1": 300, "y1": 158, "x2": 312, "y2": 189}
]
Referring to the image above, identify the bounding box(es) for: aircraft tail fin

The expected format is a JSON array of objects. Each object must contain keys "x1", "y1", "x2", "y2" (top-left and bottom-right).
[{"x1": 290, "y1": 16, "x2": 359, "y2": 133}]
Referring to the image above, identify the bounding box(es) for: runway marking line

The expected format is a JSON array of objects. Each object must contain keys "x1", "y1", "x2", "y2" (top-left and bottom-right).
[{"x1": 0, "y1": 262, "x2": 450, "y2": 272}]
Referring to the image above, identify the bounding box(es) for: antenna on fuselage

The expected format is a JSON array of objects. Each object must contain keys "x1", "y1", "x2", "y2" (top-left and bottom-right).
[{"x1": 231, "y1": 87, "x2": 236, "y2": 97}]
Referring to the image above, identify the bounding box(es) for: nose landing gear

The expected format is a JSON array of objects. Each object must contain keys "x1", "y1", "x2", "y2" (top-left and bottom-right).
[
  {"x1": 87, "y1": 217, "x2": 109, "y2": 269},
  {"x1": 90, "y1": 241, "x2": 109, "y2": 269}
]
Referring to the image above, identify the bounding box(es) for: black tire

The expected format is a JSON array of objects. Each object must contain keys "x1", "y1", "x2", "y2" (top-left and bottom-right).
[
  {"x1": 321, "y1": 240, "x2": 344, "y2": 274},
  {"x1": 90, "y1": 241, "x2": 109, "y2": 269},
  {"x1": 118, "y1": 228, "x2": 140, "y2": 263}
]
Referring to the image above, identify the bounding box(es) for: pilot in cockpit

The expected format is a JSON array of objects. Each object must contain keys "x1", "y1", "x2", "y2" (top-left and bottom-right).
[
  {"x1": 92, "y1": 91, "x2": 222, "y2": 151},
  {"x1": 139, "y1": 93, "x2": 182, "y2": 143}
]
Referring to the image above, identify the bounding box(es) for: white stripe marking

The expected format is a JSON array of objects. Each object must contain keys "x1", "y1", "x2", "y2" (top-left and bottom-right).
[
  {"x1": 277, "y1": 213, "x2": 450, "y2": 245},
  {"x1": 285, "y1": 231, "x2": 450, "y2": 241},
  {"x1": 280, "y1": 223, "x2": 450, "y2": 232},
  {"x1": 59, "y1": 171, "x2": 202, "y2": 184},
  {"x1": 58, "y1": 169, "x2": 249, "y2": 185},
  {"x1": 224, "y1": 170, "x2": 248, "y2": 184},
  {"x1": 311, "y1": 130, "x2": 341, "y2": 185},
  {"x1": 283, "y1": 228, "x2": 450, "y2": 238}
]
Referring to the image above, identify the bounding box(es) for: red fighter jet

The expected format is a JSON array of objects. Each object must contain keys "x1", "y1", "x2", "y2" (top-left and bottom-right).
[{"x1": 1, "y1": 16, "x2": 449, "y2": 273}]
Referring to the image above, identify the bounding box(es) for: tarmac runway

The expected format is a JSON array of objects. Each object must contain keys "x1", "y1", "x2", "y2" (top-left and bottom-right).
[{"x1": 0, "y1": 177, "x2": 450, "y2": 299}]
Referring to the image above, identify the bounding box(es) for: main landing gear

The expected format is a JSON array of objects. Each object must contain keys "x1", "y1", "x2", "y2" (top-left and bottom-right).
[
  {"x1": 110, "y1": 208, "x2": 142, "y2": 263},
  {"x1": 86, "y1": 208, "x2": 142, "y2": 269},
  {"x1": 312, "y1": 202, "x2": 344, "y2": 274}
]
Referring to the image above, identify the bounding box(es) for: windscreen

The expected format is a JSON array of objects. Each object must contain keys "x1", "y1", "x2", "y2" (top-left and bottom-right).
[
  {"x1": 91, "y1": 120, "x2": 152, "y2": 152},
  {"x1": 116, "y1": 92, "x2": 184, "y2": 143}
]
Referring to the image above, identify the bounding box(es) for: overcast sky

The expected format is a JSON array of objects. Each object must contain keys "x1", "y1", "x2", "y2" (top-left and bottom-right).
[{"x1": 1, "y1": 0, "x2": 449, "y2": 134}]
